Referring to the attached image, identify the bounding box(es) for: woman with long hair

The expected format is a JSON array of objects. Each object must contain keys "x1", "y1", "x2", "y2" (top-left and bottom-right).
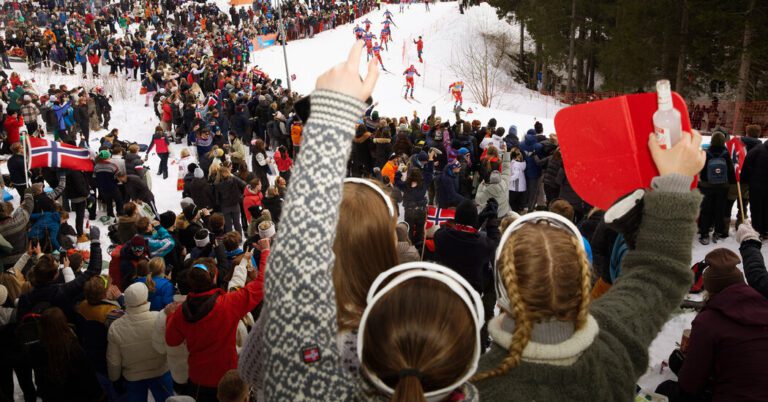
[
  {"x1": 249, "y1": 138, "x2": 270, "y2": 194},
  {"x1": 473, "y1": 132, "x2": 706, "y2": 400},
  {"x1": 30, "y1": 307, "x2": 104, "y2": 402},
  {"x1": 239, "y1": 42, "x2": 483, "y2": 402}
]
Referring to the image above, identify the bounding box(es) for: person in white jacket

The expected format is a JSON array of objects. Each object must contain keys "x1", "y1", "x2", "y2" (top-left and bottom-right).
[
  {"x1": 107, "y1": 282, "x2": 173, "y2": 402},
  {"x1": 475, "y1": 144, "x2": 512, "y2": 217},
  {"x1": 508, "y1": 147, "x2": 527, "y2": 213}
]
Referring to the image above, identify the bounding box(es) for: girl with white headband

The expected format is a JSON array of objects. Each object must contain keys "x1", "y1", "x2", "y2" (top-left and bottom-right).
[
  {"x1": 238, "y1": 42, "x2": 483, "y2": 402},
  {"x1": 474, "y1": 131, "x2": 707, "y2": 400}
]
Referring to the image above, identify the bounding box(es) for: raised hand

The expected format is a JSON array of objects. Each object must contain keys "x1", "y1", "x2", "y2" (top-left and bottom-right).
[
  {"x1": 315, "y1": 40, "x2": 379, "y2": 102},
  {"x1": 648, "y1": 130, "x2": 705, "y2": 178}
]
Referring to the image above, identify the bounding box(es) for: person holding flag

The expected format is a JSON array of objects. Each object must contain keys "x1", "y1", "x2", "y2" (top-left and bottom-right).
[
  {"x1": 413, "y1": 35, "x2": 424, "y2": 63},
  {"x1": 402, "y1": 65, "x2": 421, "y2": 99},
  {"x1": 449, "y1": 81, "x2": 464, "y2": 106},
  {"x1": 726, "y1": 128, "x2": 750, "y2": 228}
]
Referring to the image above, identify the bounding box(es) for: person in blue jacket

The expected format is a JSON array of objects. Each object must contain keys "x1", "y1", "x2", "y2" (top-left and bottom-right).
[
  {"x1": 435, "y1": 160, "x2": 466, "y2": 208},
  {"x1": 519, "y1": 129, "x2": 544, "y2": 211}
]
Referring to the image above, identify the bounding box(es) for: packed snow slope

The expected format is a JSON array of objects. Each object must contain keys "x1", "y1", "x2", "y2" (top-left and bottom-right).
[{"x1": 249, "y1": 1, "x2": 564, "y2": 132}]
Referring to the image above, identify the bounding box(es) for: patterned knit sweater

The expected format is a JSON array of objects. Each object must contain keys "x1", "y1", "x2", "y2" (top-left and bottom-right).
[
  {"x1": 475, "y1": 174, "x2": 702, "y2": 401},
  {"x1": 237, "y1": 90, "x2": 479, "y2": 401}
]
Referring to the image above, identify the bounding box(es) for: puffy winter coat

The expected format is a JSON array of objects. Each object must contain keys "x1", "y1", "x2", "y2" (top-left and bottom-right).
[
  {"x1": 215, "y1": 176, "x2": 246, "y2": 208},
  {"x1": 677, "y1": 283, "x2": 768, "y2": 401},
  {"x1": 188, "y1": 178, "x2": 215, "y2": 209},
  {"x1": 107, "y1": 302, "x2": 168, "y2": 381},
  {"x1": 475, "y1": 152, "x2": 511, "y2": 217},
  {"x1": 435, "y1": 170, "x2": 466, "y2": 208},
  {"x1": 519, "y1": 130, "x2": 544, "y2": 179},
  {"x1": 243, "y1": 185, "x2": 263, "y2": 222},
  {"x1": 3, "y1": 114, "x2": 24, "y2": 145}
]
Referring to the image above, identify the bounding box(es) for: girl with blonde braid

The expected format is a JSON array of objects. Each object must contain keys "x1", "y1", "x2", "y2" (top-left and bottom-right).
[{"x1": 474, "y1": 131, "x2": 707, "y2": 400}]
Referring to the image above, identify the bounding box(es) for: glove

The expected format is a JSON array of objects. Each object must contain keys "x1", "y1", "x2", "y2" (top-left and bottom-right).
[
  {"x1": 89, "y1": 226, "x2": 101, "y2": 243},
  {"x1": 604, "y1": 189, "x2": 645, "y2": 250},
  {"x1": 736, "y1": 222, "x2": 760, "y2": 244}
]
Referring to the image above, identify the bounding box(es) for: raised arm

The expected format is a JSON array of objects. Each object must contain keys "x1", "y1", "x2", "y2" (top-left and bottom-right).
[
  {"x1": 590, "y1": 132, "x2": 705, "y2": 379},
  {"x1": 737, "y1": 223, "x2": 768, "y2": 299},
  {"x1": 255, "y1": 42, "x2": 376, "y2": 400}
]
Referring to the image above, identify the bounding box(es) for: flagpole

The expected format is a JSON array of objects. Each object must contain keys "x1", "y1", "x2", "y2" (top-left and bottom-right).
[
  {"x1": 22, "y1": 133, "x2": 30, "y2": 186},
  {"x1": 419, "y1": 210, "x2": 428, "y2": 261},
  {"x1": 737, "y1": 181, "x2": 746, "y2": 222}
]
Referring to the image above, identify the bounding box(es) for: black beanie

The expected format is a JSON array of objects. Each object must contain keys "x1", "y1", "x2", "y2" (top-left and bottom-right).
[
  {"x1": 159, "y1": 211, "x2": 176, "y2": 229},
  {"x1": 455, "y1": 200, "x2": 479, "y2": 228},
  {"x1": 534, "y1": 121, "x2": 543, "y2": 134},
  {"x1": 187, "y1": 163, "x2": 199, "y2": 174}
]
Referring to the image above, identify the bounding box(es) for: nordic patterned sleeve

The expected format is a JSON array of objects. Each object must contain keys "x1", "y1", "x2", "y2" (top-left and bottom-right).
[{"x1": 250, "y1": 90, "x2": 366, "y2": 400}]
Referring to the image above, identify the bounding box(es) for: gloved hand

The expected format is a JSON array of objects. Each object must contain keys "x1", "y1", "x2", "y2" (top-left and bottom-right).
[
  {"x1": 604, "y1": 189, "x2": 646, "y2": 250},
  {"x1": 90, "y1": 226, "x2": 101, "y2": 243},
  {"x1": 736, "y1": 221, "x2": 760, "y2": 244}
]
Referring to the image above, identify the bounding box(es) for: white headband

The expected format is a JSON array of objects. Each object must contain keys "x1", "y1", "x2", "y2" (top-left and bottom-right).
[
  {"x1": 494, "y1": 211, "x2": 584, "y2": 312},
  {"x1": 343, "y1": 178, "x2": 396, "y2": 217},
  {"x1": 357, "y1": 262, "x2": 484, "y2": 402}
]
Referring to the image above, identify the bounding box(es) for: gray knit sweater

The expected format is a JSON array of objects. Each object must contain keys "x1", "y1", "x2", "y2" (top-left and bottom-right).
[
  {"x1": 238, "y1": 91, "x2": 479, "y2": 401},
  {"x1": 475, "y1": 174, "x2": 701, "y2": 401}
]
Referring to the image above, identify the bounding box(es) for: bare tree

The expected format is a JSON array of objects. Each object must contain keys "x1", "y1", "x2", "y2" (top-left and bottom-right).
[{"x1": 450, "y1": 22, "x2": 514, "y2": 107}]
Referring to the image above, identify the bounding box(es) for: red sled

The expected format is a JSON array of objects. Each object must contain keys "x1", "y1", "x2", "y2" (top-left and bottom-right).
[{"x1": 555, "y1": 92, "x2": 693, "y2": 211}]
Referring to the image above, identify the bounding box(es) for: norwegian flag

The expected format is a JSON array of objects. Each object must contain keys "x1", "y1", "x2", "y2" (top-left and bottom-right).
[
  {"x1": 425, "y1": 206, "x2": 456, "y2": 230},
  {"x1": 726, "y1": 137, "x2": 747, "y2": 181},
  {"x1": 207, "y1": 89, "x2": 221, "y2": 108},
  {"x1": 28, "y1": 137, "x2": 93, "y2": 172}
]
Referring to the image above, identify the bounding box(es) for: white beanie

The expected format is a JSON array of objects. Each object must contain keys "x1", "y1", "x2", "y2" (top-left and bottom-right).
[
  {"x1": 124, "y1": 283, "x2": 149, "y2": 308},
  {"x1": 194, "y1": 168, "x2": 204, "y2": 179},
  {"x1": 180, "y1": 197, "x2": 195, "y2": 209},
  {"x1": 0, "y1": 284, "x2": 7, "y2": 306},
  {"x1": 258, "y1": 220, "x2": 275, "y2": 239}
]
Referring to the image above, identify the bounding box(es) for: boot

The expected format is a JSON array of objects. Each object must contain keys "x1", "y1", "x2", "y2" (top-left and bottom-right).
[{"x1": 698, "y1": 234, "x2": 710, "y2": 245}]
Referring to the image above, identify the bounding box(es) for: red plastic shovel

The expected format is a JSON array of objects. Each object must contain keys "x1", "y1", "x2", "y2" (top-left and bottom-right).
[{"x1": 555, "y1": 92, "x2": 692, "y2": 211}]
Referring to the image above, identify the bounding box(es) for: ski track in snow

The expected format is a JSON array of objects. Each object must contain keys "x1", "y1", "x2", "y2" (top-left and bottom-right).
[{"x1": 2, "y1": 2, "x2": 767, "y2": 399}]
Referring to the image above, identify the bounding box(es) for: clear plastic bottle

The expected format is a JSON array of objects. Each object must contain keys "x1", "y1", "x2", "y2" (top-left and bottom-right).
[{"x1": 653, "y1": 79, "x2": 682, "y2": 150}]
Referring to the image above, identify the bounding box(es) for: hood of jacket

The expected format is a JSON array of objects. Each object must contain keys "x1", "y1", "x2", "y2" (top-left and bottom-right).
[
  {"x1": 182, "y1": 288, "x2": 224, "y2": 323},
  {"x1": 705, "y1": 283, "x2": 768, "y2": 326},
  {"x1": 487, "y1": 170, "x2": 501, "y2": 185}
]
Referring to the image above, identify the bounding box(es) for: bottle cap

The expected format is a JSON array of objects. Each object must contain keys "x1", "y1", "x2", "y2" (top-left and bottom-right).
[{"x1": 656, "y1": 79, "x2": 672, "y2": 111}]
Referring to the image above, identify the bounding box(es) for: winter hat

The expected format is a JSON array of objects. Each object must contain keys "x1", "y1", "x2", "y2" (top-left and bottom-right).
[
  {"x1": 488, "y1": 118, "x2": 497, "y2": 129},
  {"x1": 526, "y1": 128, "x2": 536, "y2": 137},
  {"x1": 182, "y1": 204, "x2": 199, "y2": 221},
  {"x1": 124, "y1": 282, "x2": 149, "y2": 308},
  {"x1": 395, "y1": 222, "x2": 410, "y2": 243},
  {"x1": 534, "y1": 121, "x2": 543, "y2": 134},
  {"x1": 703, "y1": 248, "x2": 744, "y2": 294},
  {"x1": 129, "y1": 235, "x2": 147, "y2": 255},
  {"x1": 372, "y1": 111, "x2": 379, "y2": 121},
  {"x1": 417, "y1": 151, "x2": 428, "y2": 162},
  {"x1": 508, "y1": 125, "x2": 518, "y2": 137},
  {"x1": 194, "y1": 229, "x2": 211, "y2": 248},
  {"x1": 159, "y1": 211, "x2": 176, "y2": 229},
  {"x1": 388, "y1": 152, "x2": 397, "y2": 161},
  {"x1": 398, "y1": 123, "x2": 408, "y2": 132},
  {"x1": 258, "y1": 220, "x2": 275, "y2": 239},
  {"x1": 23, "y1": 95, "x2": 31, "y2": 102},
  {"x1": 494, "y1": 127, "x2": 505, "y2": 137},
  {"x1": 0, "y1": 284, "x2": 7, "y2": 306},
  {"x1": 447, "y1": 160, "x2": 461, "y2": 170},
  {"x1": 258, "y1": 95, "x2": 266, "y2": 102},
  {"x1": 194, "y1": 167, "x2": 204, "y2": 179},
  {"x1": 458, "y1": 147, "x2": 470, "y2": 157},
  {"x1": 454, "y1": 200, "x2": 479, "y2": 228},
  {"x1": 187, "y1": 163, "x2": 199, "y2": 174},
  {"x1": 98, "y1": 150, "x2": 112, "y2": 160},
  {"x1": 180, "y1": 197, "x2": 195, "y2": 210}
]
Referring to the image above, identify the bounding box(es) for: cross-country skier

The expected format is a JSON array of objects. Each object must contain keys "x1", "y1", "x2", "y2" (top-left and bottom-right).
[
  {"x1": 424, "y1": 0, "x2": 430, "y2": 12},
  {"x1": 399, "y1": 1, "x2": 405, "y2": 13},
  {"x1": 353, "y1": 24, "x2": 365, "y2": 40},
  {"x1": 413, "y1": 36, "x2": 424, "y2": 63},
  {"x1": 403, "y1": 65, "x2": 421, "y2": 99},
  {"x1": 362, "y1": 18, "x2": 372, "y2": 32},
  {"x1": 449, "y1": 81, "x2": 464, "y2": 106},
  {"x1": 363, "y1": 32, "x2": 377, "y2": 61},
  {"x1": 383, "y1": 9, "x2": 397, "y2": 27},
  {"x1": 373, "y1": 42, "x2": 386, "y2": 70},
  {"x1": 381, "y1": 26, "x2": 391, "y2": 50}
]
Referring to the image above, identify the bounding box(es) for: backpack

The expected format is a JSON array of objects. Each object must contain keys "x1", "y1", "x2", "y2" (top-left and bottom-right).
[
  {"x1": 706, "y1": 150, "x2": 728, "y2": 185},
  {"x1": 15, "y1": 301, "x2": 52, "y2": 348},
  {"x1": 690, "y1": 260, "x2": 706, "y2": 293}
]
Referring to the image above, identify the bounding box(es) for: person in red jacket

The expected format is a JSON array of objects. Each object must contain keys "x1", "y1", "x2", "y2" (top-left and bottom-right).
[
  {"x1": 3, "y1": 110, "x2": 24, "y2": 150},
  {"x1": 165, "y1": 250, "x2": 267, "y2": 401},
  {"x1": 273, "y1": 146, "x2": 293, "y2": 183},
  {"x1": 160, "y1": 97, "x2": 173, "y2": 132},
  {"x1": 87, "y1": 49, "x2": 100, "y2": 77},
  {"x1": 413, "y1": 35, "x2": 424, "y2": 62},
  {"x1": 146, "y1": 127, "x2": 171, "y2": 179}
]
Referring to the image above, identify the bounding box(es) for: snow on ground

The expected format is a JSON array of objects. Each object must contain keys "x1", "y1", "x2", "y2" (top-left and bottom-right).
[{"x1": 2, "y1": 2, "x2": 768, "y2": 399}]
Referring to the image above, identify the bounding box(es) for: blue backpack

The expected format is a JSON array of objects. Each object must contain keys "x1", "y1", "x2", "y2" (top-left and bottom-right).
[{"x1": 706, "y1": 150, "x2": 728, "y2": 185}]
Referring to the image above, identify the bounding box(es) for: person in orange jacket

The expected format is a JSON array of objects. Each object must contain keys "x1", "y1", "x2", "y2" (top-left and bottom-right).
[
  {"x1": 290, "y1": 120, "x2": 303, "y2": 158},
  {"x1": 381, "y1": 153, "x2": 398, "y2": 184}
]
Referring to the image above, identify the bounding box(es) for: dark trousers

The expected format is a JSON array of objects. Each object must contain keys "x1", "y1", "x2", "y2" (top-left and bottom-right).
[
  {"x1": 509, "y1": 190, "x2": 526, "y2": 213},
  {"x1": 188, "y1": 381, "x2": 218, "y2": 402},
  {"x1": 404, "y1": 205, "x2": 427, "y2": 248},
  {"x1": 71, "y1": 201, "x2": 86, "y2": 236},
  {"x1": 0, "y1": 348, "x2": 36, "y2": 402},
  {"x1": 157, "y1": 153, "x2": 169, "y2": 177},
  {"x1": 15, "y1": 185, "x2": 27, "y2": 199},
  {"x1": 698, "y1": 186, "x2": 729, "y2": 236},
  {"x1": 102, "y1": 189, "x2": 124, "y2": 217},
  {"x1": 525, "y1": 176, "x2": 541, "y2": 211}
]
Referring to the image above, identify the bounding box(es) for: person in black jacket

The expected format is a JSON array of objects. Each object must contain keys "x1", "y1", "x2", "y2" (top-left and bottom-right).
[
  {"x1": 698, "y1": 132, "x2": 736, "y2": 244},
  {"x1": 64, "y1": 170, "x2": 90, "y2": 236},
  {"x1": 214, "y1": 166, "x2": 246, "y2": 234},
  {"x1": 7, "y1": 143, "x2": 27, "y2": 197},
  {"x1": 16, "y1": 226, "x2": 102, "y2": 322},
  {"x1": 736, "y1": 222, "x2": 768, "y2": 299},
  {"x1": 74, "y1": 97, "x2": 90, "y2": 144},
  {"x1": 349, "y1": 125, "x2": 374, "y2": 177},
  {"x1": 117, "y1": 173, "x2": 157, "y2": 215},
  {"x1": 187, "y1": 167, "x2": 216, "y2": 210},
  {"x1": 740, "y1": 140, "x2": 768, "y2": 237}
]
